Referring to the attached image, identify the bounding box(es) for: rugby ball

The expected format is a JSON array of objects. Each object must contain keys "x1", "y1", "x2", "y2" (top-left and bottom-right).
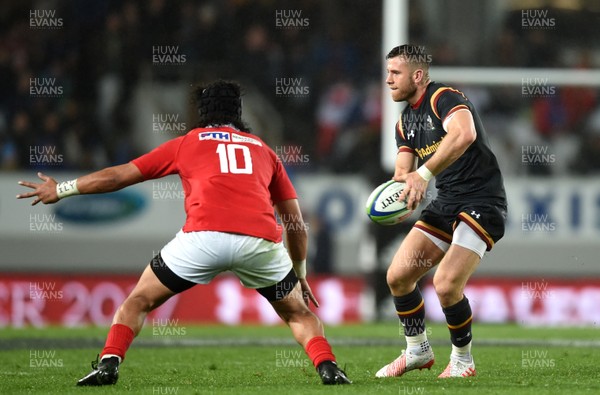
[{"x1": 365, "y1": 180, "x2": 412, "y2": 225}]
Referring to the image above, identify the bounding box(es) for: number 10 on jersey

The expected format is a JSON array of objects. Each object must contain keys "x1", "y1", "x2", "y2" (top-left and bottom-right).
[{"x1": 216, "y1": 143, "x2": 253, "y2": 174}]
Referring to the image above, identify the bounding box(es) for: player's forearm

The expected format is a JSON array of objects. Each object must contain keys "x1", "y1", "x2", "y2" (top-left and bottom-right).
[
  {"x1": 393, "y1": 152, "x2": 417, "y2": 180},
  {"x1": 274, "y1": 199, "x2": 309, "y2": 277},
  {"x1": 421, "y1": 131, "x2": 474, "y2": 176},
  {"x1": 422, "y1": 110, "x2": 477, "y2": 177},
  {"x1": 284, "y1": 226, "x2": 308, "y2": 261},
  {"x1": 75, "y1": 164, "x2": 143, "y2": 194},
  {"x1": 284, "y1": 226, "x2": 308, "y2": 279},
  {"x1": 76, "y1": 168, "x2": 122, "y2": 194}
]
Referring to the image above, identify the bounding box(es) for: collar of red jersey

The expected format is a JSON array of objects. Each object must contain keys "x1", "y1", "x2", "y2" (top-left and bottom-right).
[{"x1": 206, "y1": 123, "x2": 240, "y2": 131}]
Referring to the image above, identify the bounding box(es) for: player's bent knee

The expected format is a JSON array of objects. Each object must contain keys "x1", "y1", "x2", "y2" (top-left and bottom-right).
[
  {"x1": 386, "y1": 267, "x2": 418, "y2": 294},
  {"x1": 432, "y1": 275, "x2": 463, "y2": 304},
  {"x1": 385, "y1": 268, "x2": 397, "y2": 287},
  {"x1": 271, "y1": 292, "x2": 319, "y2": 326},
  {"x1": 121, "y1": 293, "x2": 156, "y2": 313},
  {"x1": 386, "y1": 270, "x2": 403, "y2": 292}
]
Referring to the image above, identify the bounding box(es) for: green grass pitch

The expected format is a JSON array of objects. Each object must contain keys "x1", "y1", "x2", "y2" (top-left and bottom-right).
[{"x1": 1, "y1": 323, "x2": 598, "y2": 394}]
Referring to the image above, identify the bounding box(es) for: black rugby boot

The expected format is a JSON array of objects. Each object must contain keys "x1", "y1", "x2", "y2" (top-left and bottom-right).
[
  {"x1": 76, "y1": 355, "x2": 119, "y2": 386},
  {"x1": 316, "y1": 361, "x2": 352, "y2": 385}
]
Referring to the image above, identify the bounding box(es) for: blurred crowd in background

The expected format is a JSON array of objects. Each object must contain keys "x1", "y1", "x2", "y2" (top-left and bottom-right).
[{"x1": 1, "y1": 0, "x2": 600, "y2": 177}]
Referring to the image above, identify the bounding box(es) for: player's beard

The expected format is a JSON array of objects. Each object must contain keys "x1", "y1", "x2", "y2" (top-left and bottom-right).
[{"x1": 392, "y1": 80, "x2": 418, "y2": 102}]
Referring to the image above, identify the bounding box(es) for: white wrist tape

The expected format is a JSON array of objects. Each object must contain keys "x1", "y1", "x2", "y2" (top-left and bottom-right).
[
  {"x1": 416, "y1": 165, "x2": 434, "y2": 182},
  {"x1": 56, "y1": 179, "x2": 80, "y2": 199},
  {"x1": 292, "y1": 259, "x2": 307, "y2": 279}
]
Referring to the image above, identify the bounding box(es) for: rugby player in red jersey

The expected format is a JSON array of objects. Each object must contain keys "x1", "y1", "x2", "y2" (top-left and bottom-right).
[
  {"x1": 375, "y1": 45, "x2": 507, "y2": 379},
  {"x1": 17, "y1": 80, "x2": 351, "y2": 386}
]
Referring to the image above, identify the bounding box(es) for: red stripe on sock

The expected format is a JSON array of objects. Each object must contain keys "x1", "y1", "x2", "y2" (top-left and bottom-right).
[
  {"x1": 305, "y1": 336, "x2": 336, "y2": 368},
  {"x1": 101, "y1": 324, "x2": 135, "y2": 361}
]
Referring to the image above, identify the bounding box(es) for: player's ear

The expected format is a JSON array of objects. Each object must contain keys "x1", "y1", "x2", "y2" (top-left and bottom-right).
[{"x1": 412, "y1": 68, "x2": 424, "y2": 84}]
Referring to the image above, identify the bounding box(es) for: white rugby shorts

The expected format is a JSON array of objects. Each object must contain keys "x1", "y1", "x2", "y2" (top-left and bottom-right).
[
  {"x1": 160, "y1": 230, "x2": 293, "y2": 289},
  {"x1": 416, "y1": 221, "x2": 487, "y2": 258}
]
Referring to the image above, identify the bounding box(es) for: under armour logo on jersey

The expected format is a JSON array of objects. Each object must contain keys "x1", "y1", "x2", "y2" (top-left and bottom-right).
[
  {"x1": 470, "y1": 211, "x2": 481, "y2": 219},
  {"x1": 407, "y1": 129, "x2": 415, "y2": 139}
]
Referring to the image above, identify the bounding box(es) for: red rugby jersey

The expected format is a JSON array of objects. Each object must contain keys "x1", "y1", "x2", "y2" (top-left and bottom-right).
[{"x1": 131, "y1": 126, "x2": 297, "y2": 242}]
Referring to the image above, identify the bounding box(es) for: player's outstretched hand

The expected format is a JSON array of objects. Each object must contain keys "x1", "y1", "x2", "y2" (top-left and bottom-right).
[
  {"x1": 16, "y1": 172, "x2": 59, "y2": 206},
  {"x1": 395, "y1": 171, "x2": 428, "y2": 211},
  {"x1": 299, "y1": 278, "x2": 319, "y2": 308}
]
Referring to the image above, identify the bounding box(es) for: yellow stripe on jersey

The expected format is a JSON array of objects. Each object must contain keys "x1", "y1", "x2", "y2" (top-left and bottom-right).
[
  {"x1": 430, "y1": 87, "x2": 468, "y2": 120},
  {"x1": 429, "y1": 87, "x2": 450, "y2": 119},
  {"x1": 396, "y1": 120, "x2": 406, "y2": 141}
]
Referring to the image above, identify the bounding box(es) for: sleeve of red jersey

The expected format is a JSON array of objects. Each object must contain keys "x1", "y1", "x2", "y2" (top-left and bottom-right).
[
  {"x1": 269, "y1": 155, "x2": 298, "y2": 204},
  {"x1": 130, "y1": 136, "x2": 183, "y2": 180},
  {"x1": 395, "y1": 120, "x2": 415, "y2": 156}
]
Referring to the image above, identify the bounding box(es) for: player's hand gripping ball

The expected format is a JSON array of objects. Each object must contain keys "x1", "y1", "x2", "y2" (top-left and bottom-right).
[{"x1": 365, "y1": 180, "x2": 413, "y2": 225}]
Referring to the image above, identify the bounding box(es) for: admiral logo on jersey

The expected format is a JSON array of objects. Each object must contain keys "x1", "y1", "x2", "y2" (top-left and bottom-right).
[{"x1": 415, "y1": 138, "x2": 443, "y2": 160}]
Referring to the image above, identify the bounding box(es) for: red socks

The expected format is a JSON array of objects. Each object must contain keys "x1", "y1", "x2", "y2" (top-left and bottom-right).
[
  {"x1": 100, "y1": 324, "x2": 135, "y2": 361},
  {"x1": 100, "y1": 325, "x2": 334, "y2": 368},
  {"x1": 305, "y1": 336, "x2": 336, "y2": 368}
]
